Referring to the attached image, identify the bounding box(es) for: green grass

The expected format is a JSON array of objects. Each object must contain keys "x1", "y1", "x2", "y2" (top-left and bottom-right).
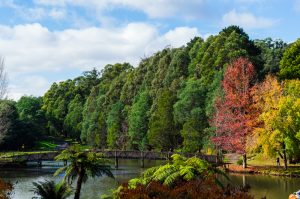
[
  {"x1": 255, "y1": 166, "x2": 300, "y2": 176},
  {"x1": 243, "y1": 154, "x2": 300, "y2": 176},
  {"x1": 0, "y1": 151, "x2": 57, "y2": 158},
  {"x1": 0, "y1": 151, "x2": 57, "y2": 163},
  {"x1": 36, "y1": 141, "x2": 58, "y2": 150}
]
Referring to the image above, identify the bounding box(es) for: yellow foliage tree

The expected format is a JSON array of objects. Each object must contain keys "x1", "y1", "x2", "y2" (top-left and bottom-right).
[{"x1": 251, "y1": 76, "x2": 300, "y2": 170}]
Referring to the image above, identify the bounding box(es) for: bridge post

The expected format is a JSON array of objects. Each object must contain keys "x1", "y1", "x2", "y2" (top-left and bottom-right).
[
  {"x1": 141, "y1": 151, "x2": 144, "y2": 168},
  {"x1": 115, "y1": 150, "x2": 119, "y2": 169},
  {"x1": 167, "y1": 151, "x2": 171, "y2": 161},
  {"x1": 37, "y1": 160, "x2": 42, "y2": 167}
]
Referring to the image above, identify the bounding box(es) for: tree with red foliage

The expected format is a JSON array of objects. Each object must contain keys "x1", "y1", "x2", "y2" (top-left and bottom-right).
[{"x1": 212, "y1": 57, "x2": 256, "y2": 168}]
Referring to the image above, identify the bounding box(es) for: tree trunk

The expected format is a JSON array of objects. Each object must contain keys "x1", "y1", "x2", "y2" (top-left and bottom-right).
[
  {"x1": 283, "y1": 150, "x2": 288, "y2": 170},
  {"x1": 242, "y1": 153, "x2": 247, "y2": 169},
  {"x1": 74, "y1": 170, "x2": 84, "y2": 199}
]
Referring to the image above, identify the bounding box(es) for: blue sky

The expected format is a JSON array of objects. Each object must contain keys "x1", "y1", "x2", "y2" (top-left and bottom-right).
[{"x1": 0, "y1": 0, "x2": 299, "y2": 99}]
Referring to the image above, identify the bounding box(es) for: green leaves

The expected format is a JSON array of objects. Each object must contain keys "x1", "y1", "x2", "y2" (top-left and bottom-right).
[
  {"x1": 54, "y1": 145, "x2": 114, "y2": 184},
  {"x1": 252, "y1": 76, "x2": 300, "y2": 169},
  {"x1": 147, "y1": 89, "x2": 179, "y2": 150},
  {"x1": 128, "y1": 154, "x2": 223, "y2": 188},
  {"x1": 128, "y1": 90, "x2": 151, "y2": 150},
  {"x1": 106, "y1": 101, "x2": 124, "y2": 149},
  {"x1": 279, "y1": 39, "x2": 300, "y2": 79},
  {"x1": 31, "y1": 180, "x2": 72, "y2": 199}
]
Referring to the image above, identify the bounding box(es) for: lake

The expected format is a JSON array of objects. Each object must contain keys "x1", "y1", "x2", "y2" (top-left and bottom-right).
[{"x1": 1, "y1": 160, "x2": 300, "y2": 199}]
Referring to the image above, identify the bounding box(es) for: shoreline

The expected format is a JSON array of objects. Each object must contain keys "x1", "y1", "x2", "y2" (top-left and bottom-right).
[{"x1": 222, "y1": 164, "x2": 300, "y2": 178}]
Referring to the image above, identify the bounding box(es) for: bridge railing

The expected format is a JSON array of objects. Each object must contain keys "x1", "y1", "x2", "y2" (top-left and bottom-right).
[
  {"x1": 95, "y1": 150, "x2": 219, "y2": 164},
  {"x1": 2, "y1": 150, "x2": 220, "y2": 165}
]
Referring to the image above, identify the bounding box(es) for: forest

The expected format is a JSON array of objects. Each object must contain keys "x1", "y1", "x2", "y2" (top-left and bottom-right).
[{"x1": 0, "y1": 26, "x2": 299, "y2": 169}]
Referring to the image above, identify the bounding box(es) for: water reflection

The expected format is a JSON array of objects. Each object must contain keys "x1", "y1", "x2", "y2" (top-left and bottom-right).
[
  {"x1": 0, "y1": 159, "x2": 163, "y2": 199},
  {"x1": 221, "y1": 173, "x2": 300, "y2": 199},
  {"x1": 1, "y1": 160, "x2": 300, "y2": 199}
]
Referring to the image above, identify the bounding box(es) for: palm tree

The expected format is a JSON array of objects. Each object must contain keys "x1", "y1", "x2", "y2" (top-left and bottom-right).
[
  {"x1": 31, "y1": 180, "x2": 72, "y2": 199},
  {"x1": 54, "y1": 145, "x2": 114, "y2": 199}
]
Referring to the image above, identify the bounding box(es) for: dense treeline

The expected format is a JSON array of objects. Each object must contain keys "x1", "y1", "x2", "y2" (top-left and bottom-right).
[
  {"x1": 0, "y1": 96, "x2": 46, "y2": 150},
  {"x1": 1, "y1": 26, "x2": 299, "y2": 166}
]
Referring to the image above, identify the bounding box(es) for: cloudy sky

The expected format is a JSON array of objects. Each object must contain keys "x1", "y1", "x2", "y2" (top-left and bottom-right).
[{"x1": 0, "y1": 0, "x2": 299, "y2": 100}]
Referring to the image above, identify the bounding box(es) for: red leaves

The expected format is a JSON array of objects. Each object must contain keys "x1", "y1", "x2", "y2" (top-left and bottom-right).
[
  {"x1": 117, "y1": 178, "x2": 253, "y2": 199},
  {"x1": 212, "y1": 57, "x2": 256, "y2": 154}
]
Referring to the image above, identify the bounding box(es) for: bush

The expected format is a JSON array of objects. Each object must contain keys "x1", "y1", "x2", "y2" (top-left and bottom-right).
[
  {"x1": 236, "y1": 158, "x2": 243, "y2": 165},
  {"x1": 116, "y1": 178, "x2": 253, "y2": 199}
]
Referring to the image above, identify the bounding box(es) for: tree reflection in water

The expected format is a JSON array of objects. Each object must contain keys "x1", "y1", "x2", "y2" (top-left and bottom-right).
[{"x1": 0, "y1": 178, "x2": 13, "y2": 199}]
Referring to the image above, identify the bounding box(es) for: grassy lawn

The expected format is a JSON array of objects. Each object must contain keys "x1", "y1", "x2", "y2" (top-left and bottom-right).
[
  {"x1": 231, "y1": 154, "x2": 300, "y2": 176},
  {"x1": 0, "y1": 135, "x2": 91, "y2": 160},
  {"x1": 35, "y1": 140, "x2": 58, "y2": 150},
  {"x1": 248, "y1": 155, "x2": 279, "y2": 166},
  {"x1": 0, "y1": 151, "x2": 57, "y2": 158}
]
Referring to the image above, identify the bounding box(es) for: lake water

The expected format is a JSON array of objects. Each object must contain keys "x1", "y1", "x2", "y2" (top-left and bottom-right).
[{"x1": 1, "y1": 160, "x2": 300, "y2": 199}]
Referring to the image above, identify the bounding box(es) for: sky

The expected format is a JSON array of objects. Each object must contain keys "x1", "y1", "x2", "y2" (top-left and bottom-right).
[{"x1": 0, "y1": 0, "x2": 299, "y2": 100}]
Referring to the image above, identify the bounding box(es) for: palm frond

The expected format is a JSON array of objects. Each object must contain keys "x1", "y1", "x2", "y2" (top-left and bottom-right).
[
  {"x1": 163, "y1": 171, "x2": 181, "y2": 186},
  {"x1": 53, "y1": 166, "x2": 67, "y2": 177},
  {"x1": 31, "y1": 180, "x2": 72, "y2": 199}
]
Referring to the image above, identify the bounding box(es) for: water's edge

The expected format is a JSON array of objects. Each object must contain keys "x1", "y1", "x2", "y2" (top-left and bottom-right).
[{"x1": 1, "y1": 160, "x2": 300, "y2": 199}]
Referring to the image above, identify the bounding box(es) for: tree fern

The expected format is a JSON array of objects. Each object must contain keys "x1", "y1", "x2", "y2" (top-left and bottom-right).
[
  {"x1": 127, "y1": 154, "x2": 227, "y2": 188},
  {"x1": 31, "y1": 180, "x2": 72, "y2": 199}
]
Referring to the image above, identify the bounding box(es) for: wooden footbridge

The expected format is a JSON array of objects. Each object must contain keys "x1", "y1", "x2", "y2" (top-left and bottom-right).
[{"x1": 0, "y1": 150, "x2": 220, "y2": 168}]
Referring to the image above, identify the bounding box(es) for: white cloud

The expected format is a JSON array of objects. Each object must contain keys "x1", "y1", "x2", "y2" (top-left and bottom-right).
[
  {"x1": 222, "y1": 10, "x2": 277, "y2": 29},
  {"x1": 49, "y1": 8, "x2": 66, "y2": 19},
  {"x1": 34, "y1": 0, "x2": 66, "y2": 6},
  {"x1": 157, "y1": 27, "x2": 200, "y2": 48},
  {"x1": 8, "y1": 75, "x2": 50, "y2": 100},
  {"x1": 295, "y1": 0, "x2": 300, "y2": 11},
  {"x1": 34, "y1": 0, "x2": 205, "y2": 19},
  {"x1": 0, "y1": 23, "x2": 201, "y2": 99},
  {"x1": 0, "y1": 0, "x2": 67, "y2": 21}
]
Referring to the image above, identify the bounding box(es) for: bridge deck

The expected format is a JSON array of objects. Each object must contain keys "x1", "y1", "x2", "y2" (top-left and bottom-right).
[{"x1": 2, "y1": 150, "x2": 219, "y2": 164}]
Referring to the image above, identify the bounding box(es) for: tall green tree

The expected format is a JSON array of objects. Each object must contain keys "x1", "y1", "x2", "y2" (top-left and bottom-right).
[
  {"x1": 278, "y1": 39, "x2": 300, "y2": 79},
  {"x1": 16, "y1": 96, "x2": 46, "y2": 137},
  {"x1": 173, "y1": 78, "x2": 208, "y2": 152},
  {"x1": 43, "y1": 69, "x2": 101, "y2": 138},
  {"x1": 148, "y1": 89, "x2": 179, "y2": 150},
  {"x1": 254, "y1": 38, "x2": 287, "y2": 76},
  {"x1": 106, "y1": 101, "x2": 125, "y2": 149},
  {"x1": 81, "y1": 63, "x2": 132, "y2": 147},
  {"x1": 128, "y1": 90, "x2": 151, "y2": 150},
  {"x1": 64, "y1": 95, "x2": 84, "y2": 139}
]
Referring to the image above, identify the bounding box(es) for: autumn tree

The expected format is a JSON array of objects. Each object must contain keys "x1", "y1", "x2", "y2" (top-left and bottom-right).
[
  {"x1": 212, "y1": 57, "x2": 256, "y2": 168},
  {"x1": 251, "y1": 76, "x2": 300, "y2": 170}
]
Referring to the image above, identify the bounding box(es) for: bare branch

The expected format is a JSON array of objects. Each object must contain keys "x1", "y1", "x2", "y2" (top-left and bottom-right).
[{"x1": 0, "y1": 57, "x2": 8, "y2": 99}]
